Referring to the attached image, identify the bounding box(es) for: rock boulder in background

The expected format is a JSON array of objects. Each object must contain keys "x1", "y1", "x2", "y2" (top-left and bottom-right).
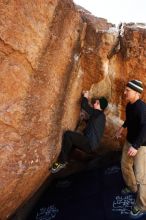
[{"x1": 0, "y1": 0, "x2": 146, "y2": 218}]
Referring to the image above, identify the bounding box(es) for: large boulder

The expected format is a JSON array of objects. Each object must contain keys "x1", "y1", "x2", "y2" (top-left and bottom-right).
[{"x1": 0, "y1": 0, "x2": 146, "y2": 218}]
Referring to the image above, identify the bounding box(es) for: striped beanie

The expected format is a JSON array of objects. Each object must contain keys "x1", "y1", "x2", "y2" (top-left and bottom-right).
[{"x1": 126, "y1": 80, "x2": 143, "y2": 94}]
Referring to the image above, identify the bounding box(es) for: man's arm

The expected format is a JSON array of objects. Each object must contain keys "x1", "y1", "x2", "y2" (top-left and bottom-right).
[
  {"x1": 131, "y1": 124, "x2": 146, "y2": 149},
  {"x1": 128, "y1": 105, "x2": 146, "y2": 157},
  {"x1": 81, "y1": 91, "x2": 94, "y2": 116},
  {"x1": 131, "y1": 105, "x2": 146, "y2": 149}
]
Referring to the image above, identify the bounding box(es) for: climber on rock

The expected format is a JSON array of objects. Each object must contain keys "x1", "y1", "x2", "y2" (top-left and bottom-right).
[{"x1": 51, "y1": 91, "x2": 108, "y2": 173}]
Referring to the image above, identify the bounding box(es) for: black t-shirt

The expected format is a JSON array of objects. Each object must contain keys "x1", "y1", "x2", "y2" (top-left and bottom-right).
[{"x1": 123, "y1": 99, "x2": 146, "y2": 149}]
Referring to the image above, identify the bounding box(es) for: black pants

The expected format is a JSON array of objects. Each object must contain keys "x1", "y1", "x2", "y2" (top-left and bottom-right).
[{"x1": 58, "y1": 130, "x2": 92, "y2": 163}]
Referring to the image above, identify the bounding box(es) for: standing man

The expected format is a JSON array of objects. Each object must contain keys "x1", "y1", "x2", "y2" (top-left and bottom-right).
[
  {"x1": 51, "y1": 91, "x2": 108, "y2": 173},
  {"x1": 115, "y1": 80, "x2": 146, "y2": 219}
]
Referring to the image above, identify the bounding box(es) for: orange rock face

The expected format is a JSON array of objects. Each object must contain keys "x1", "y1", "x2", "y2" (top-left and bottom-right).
[
  {"x1": 0, "y1": 0, "x2": 146, "y2": 218},
  {"x1": 0, "y1": 0, "x2": 83, "y2": 218}
]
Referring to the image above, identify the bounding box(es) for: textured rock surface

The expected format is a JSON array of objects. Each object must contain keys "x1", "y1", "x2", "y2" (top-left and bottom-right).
[
  {"x1": 0, "y1": 0, "x2": 83, "y2": 218},
  {"x1": 0, "y1": 0, "x2": 146, "y2": 219}
]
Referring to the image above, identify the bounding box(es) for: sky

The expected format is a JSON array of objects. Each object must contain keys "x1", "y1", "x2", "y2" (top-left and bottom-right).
[{"x1": 73, "y1": 0, "x2": 146, "y2": 25}]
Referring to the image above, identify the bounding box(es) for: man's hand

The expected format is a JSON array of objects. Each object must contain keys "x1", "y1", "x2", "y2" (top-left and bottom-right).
[
  {"x1": 83, "y1": 91, "x2": 89, "y2": 99},
  {"x1": 115, "y1": 127, "x2": 124, "y2": 139},
  {"x1": 128, "y1": 146, "x2": 138, "y2": 157}
]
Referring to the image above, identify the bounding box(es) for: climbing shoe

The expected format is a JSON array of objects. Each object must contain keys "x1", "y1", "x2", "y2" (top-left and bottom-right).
[
  {"x1": 51, "y1": 162, "x2": 67, "y2": 174},
  {"x1": 121, "y1": 187, "x2": 132, "y2": 195},
  {"x1": 130, "y1": 205, "x2": 146, "y2": 219}
]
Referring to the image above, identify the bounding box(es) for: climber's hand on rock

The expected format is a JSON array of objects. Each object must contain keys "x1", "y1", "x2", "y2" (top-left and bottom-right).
[{"x1": 83, "y1": 91, "x2": 89, "y2": 99}]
